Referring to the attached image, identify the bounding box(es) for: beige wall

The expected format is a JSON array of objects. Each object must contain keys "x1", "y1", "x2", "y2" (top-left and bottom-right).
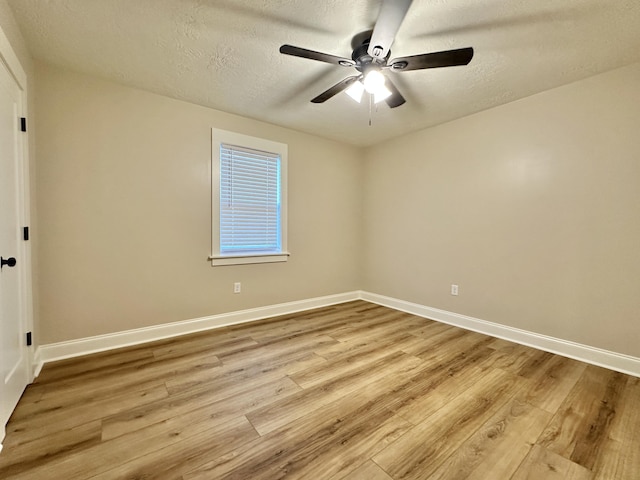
[
  {"x1": 34, "y1": 62, "x2": 363, "y2": 344},
  {"x1": 31, "y1": 54, "x2": 640, "y2": 358},
  {"x1": 363, "y1": 62, "x2": 640, "y2": 357}
]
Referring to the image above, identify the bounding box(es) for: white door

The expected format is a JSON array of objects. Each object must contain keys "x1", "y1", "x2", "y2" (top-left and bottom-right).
[{"x1": 0, "y1": 57, "x2": 30, "y2": 443}]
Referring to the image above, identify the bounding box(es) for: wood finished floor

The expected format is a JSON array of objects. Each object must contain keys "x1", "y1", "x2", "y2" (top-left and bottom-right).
[{"x1": 1, "y1": 300, "x2": 638, "y2": 479}]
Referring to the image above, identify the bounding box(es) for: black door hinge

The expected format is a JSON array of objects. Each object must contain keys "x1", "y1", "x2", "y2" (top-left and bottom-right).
[
  {"x1": 23, "y1": 226, "x2": 29, "y2": 241},
  {"x1": 20, "y1": 117, "x2": 27, "y2": 132},
  {"x1": 26, "y1": 332, "x2": 32, "y2": 346}
]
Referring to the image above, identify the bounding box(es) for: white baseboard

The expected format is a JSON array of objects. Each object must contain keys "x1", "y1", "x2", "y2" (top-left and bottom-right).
[
  {"x1": 32, "y1": 347, "x2": 43, "y2": 378},
  {"x1": 361, "y1": 291, "x2": 640, "y2": 378},
  {"x1": 34, "y1": 290, "x2": 640, "y2": 379},
  {"x1": 35, "y1": 291, "x2": 360, "y2": 371}
]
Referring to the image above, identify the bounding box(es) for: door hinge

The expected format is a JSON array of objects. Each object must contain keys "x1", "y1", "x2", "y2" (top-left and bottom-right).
[
  {"x1": 20, "y1": 117, "x2": 27, "y2": 132},
  {"x1": 26, "y1": 332, "x2": 32, "y2": 346},
  {"x1": 23, "y1": 226, "x2": 29, "y2": 241}
]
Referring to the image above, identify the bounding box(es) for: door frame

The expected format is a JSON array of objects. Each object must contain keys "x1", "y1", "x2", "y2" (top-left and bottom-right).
[{"x1": 0, "y1": 22, "x2": 35, "y2": 421}]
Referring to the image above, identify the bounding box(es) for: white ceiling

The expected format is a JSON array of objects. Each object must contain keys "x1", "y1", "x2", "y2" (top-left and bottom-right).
[{"x1": 8, "y1": 0, "x2": 640, "y2": 147}]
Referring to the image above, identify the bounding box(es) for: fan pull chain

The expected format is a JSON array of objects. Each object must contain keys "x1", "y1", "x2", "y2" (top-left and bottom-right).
[{"x1": 368, "y1": 93, "x2": 373, "y2": 126}]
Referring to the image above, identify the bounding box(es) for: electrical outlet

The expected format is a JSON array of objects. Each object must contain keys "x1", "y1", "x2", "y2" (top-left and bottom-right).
[
  {"x1": 234, "y1": 282, "x2": 241, "y2": 294},
  {"x1": 451, "y1": 284, "x2": 459, "y2": 296}
]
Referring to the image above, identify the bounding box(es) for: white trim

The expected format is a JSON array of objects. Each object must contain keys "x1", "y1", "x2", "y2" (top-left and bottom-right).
[
  {"x1": 210, "y1": 252, "x2": 290, "y2": 266},
  {"x1": 34, "y1": 290, "x2": 640, "y2": 379},
  {"x1": 33, "y1": 348, "x2": 43, "y2": 378},
  {"x1": 360, "y1": 291, "x2": 640, "y2": 378},
  {"x1": 0, "y1": 26, "x2": 26, "y2": 90},
  {"x1": 35, "y1": 291, "x2": 360, "y2": 369},
  {"x1": 211, "y1": 128, "x2": 288, "y2": 267}
]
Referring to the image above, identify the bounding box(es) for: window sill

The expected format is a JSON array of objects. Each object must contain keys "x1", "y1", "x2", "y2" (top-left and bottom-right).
[{"x1": 209, "y1": 252, "x2": 290, "y2": 266}]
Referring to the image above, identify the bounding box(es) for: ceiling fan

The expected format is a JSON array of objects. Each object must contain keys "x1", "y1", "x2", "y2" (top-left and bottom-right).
[{"x1": 279, "y1": 0, "x2": 474, "y2": 108}]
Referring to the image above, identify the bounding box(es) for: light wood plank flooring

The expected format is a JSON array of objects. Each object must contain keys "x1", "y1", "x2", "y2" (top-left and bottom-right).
[{"x1": 0, "y1": 301, "x2": 638, "y2": 479}]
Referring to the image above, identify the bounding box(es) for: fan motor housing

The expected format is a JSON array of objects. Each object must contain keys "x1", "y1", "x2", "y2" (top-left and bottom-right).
[{"x1": 352, "y1": 42, "x2": 389, "y2": 72}]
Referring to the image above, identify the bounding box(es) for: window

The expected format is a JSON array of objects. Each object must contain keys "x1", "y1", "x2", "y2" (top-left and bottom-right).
[{"x1": 210, "y1": 128, "x2": 288, "y2": 266}]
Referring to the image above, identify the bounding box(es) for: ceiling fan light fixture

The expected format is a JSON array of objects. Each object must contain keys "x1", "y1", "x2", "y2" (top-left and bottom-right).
[
  {"x1": 363, "y1": 69, "x2": 386, "y2": 94},
  {"x1": 345, "y1": 80, "x2": 365, "y2": 103},
  {"x1": 279, "y1": 1, "x2": 475, "y2": 110}
]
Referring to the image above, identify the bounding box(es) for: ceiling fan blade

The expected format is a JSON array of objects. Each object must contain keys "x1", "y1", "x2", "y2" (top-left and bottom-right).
[
  {"x1": 368, "y1": 0, "x2": 413, "y2": 60},
  {"x1": 311, "y1": 76, "x2": 360, "y2": 103},
  {"x1": 389, "y1": 47, "x2": 474, "y2": 71},
  {"x1": 384, "y1": 78, "x2": 406, "y2": 108},
  {"x1": 280, "y1": 44, "x2": 355, "y2": 67}
]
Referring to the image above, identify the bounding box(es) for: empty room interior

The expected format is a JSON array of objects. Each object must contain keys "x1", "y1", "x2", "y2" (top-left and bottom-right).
[{"x1": 0, "y1": 1, "x2": 639, "y2": 479}]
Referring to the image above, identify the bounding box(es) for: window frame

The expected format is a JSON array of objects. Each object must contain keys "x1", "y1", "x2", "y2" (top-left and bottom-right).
[{"x1": 210, "y1": 128, "x2": 288, "y2": 266}]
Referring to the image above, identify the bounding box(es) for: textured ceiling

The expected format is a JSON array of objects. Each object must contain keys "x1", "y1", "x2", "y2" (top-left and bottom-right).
[{"x1": 8, "y1": 0, "x2": 640, "y2": 146}]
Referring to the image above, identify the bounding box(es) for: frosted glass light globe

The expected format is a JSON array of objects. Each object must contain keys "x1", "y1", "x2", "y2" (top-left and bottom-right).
[
  {"x1": 363, "y1": 70, "x2": 385, "y2": 94},
  {"x1": 345, "y1": 80, "x2": 365, "y2": 103}
]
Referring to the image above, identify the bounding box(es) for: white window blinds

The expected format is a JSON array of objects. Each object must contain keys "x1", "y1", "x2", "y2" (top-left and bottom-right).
[{"x1": 219, "y1": 143, "x2": 282, "y2": 255}]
